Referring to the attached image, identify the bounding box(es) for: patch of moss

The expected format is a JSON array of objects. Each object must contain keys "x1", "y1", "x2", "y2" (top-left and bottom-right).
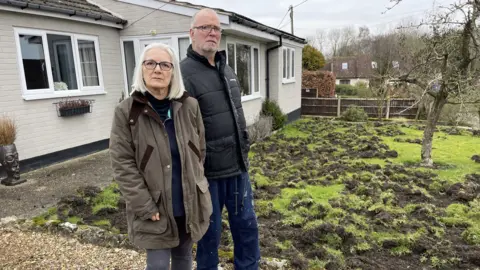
[
  {"x1": 275, "y1": 240, "x2": 292, "y2": 251},
  {"x1": 390, "y1": 245, "x2": 412, "y2": 256},
  {"x1": 462, "y1": 225, "x2": 480, "y2": 245},
  {"x1": 254, "y1": 173, "x2": 271, "y2": 188},
  {"x1": 254, "y1": 200, "x2": 273, "y2": 218},
  {"x1": 218, "y1": 249, "x2": 234, "y2": 260},
  {"x1": 92, "y1": 219, "x2": 111, "y2": 227},
  {"x1": 92, "y1": 183, "x2": 120, "y2": 214},
  {"x1": 67, "y1": 216, "x2": 82, "y2": 224}
]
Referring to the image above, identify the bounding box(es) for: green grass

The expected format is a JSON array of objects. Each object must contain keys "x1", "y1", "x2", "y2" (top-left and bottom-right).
[
  {"x1": 271, "y1": 184, "x2": 344, "y2": 214},
  {"x1": 92, "y1": 183, "x2": 120, "y2": 214},
  {"x1": 380, "y1": 126, "x2": 480, "y2": 183},
  {"x1": 281, "y1": 123, "x2": 310, "y2": 138}
]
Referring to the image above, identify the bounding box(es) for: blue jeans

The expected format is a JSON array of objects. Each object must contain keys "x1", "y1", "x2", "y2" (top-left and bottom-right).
[{"x1": 196, "y1": 172, "x2": 260, "y2": 270}]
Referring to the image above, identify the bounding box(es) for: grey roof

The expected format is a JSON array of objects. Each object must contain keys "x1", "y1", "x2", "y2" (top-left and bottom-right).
[
  {"x1": 0, "y1": 0, "x2": 127, "y2": 25},
  {"x1": 169, "y1": 0, "x2": 306, "y2": 44}
]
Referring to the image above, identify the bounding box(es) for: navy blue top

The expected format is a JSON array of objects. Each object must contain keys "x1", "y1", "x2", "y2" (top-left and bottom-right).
[{"x1": 146, "y1": 92, "x2": 185, "y2": 217}]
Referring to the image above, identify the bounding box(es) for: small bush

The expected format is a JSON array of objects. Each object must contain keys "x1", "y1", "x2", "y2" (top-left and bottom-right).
[
  {"x1": 335, "y1": 84, "x2": 358, "y2": 96},
  {"x1": 341, "y1": 105, "x2": 368, "y2": 122},
  {"x1": 0, "y1": 115, "x2": 16, "y2": 145},
  {"x1": 261, "y1": 100, "x2": 287, "y2": 130}
]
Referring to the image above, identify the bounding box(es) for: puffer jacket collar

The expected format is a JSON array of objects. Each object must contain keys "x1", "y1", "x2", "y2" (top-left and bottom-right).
[{"x1": 186, "y1": 44, "x2": 227, "y2": 71}]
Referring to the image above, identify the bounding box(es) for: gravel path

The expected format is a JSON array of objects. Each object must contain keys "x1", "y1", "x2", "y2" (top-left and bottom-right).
[
  {"x1": 0, "y1": 227, "x2": 148, "y2": 269},
  {"x1": 0, "y1": 150, "x2": 114, "y2": 219}
]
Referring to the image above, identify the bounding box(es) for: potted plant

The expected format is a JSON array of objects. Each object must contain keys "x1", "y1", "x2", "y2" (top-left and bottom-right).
[
  {"x1": 0, "y1": 115, "x2": 25, "y2": 186},
  {"x1": 55, "y1": 99, "x2": 94, "y2": 117}
]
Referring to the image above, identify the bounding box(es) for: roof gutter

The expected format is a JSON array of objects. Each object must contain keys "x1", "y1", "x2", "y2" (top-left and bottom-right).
[
  {"x1": 266, "y1": 35, "x2": 283, "y2": 100},
  {"x1": 0, "y1": 0, "x2": 128, "y2": 25},
  {"x1": 230, "y1": 13, "x2": 306, "y2": 44}
]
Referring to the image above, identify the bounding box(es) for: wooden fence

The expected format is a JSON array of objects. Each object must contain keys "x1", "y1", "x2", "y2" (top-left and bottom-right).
[{"x1": 301, "y1": 88, "x2": 418, "y2": 119}]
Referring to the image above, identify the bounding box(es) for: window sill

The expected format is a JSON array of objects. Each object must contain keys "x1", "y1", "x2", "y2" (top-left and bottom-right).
[
  {"x1": 282, "y1": 79, "x2": 296, "y2": 85},
  {"x1": 241, "y1": 94, "x2": 262, "y2": 103},
  {"x1": 22, "y1": 90, "x2": 107, "y2": 101}
]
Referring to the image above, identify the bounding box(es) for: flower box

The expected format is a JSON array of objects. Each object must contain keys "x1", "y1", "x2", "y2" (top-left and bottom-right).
[{"x1": 54, "y1": 99, "x2": 94, "y2": 117}]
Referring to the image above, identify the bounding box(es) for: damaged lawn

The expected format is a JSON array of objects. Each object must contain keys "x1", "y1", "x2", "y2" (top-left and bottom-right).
[
  {"x1": 31, "y1": 118, "x2": 479, "y2": 269},
  {"x1": 249, "y1": 118, "x2": 479, "y2": 270}
]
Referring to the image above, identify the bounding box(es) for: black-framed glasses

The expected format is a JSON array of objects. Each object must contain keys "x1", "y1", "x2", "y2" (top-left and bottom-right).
[
  {"x1": 143, "y1": 60, "x2": 174, "y2": 71},
  {"x1": 193, "y1": 25, "x2": 223, "y2": 34}
]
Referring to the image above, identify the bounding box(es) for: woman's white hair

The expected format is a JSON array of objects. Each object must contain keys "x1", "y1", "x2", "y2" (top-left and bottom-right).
[{"x1": 130, "y1": 43, "x2": 186, "y2": 100}]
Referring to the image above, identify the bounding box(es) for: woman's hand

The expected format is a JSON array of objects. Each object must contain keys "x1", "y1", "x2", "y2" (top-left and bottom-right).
[{"x1": 151, "y1": 213, "x2": 160, "y2": 221}]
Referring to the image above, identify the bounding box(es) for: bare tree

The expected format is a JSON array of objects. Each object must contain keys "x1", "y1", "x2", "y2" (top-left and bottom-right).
[
  {"x1": 328, "y1": 29, "x2": 342, "y2": 57},
  {"x1": 389, "y1": 0, "x2": 480, "y2": 166}
]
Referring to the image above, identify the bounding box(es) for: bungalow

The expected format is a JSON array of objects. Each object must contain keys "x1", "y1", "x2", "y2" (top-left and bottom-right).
[
  {"x1": 324, "y1": 55, "x2": 376, "y2": 87},
  {"x1": 0, "y1": 0, "x2": 306, "y2": 172}
]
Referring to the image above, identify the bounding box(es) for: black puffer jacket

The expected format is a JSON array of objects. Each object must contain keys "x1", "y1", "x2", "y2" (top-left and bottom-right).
[{"x1": 180, "y1": 45, "x2": 250, "y2": 179}]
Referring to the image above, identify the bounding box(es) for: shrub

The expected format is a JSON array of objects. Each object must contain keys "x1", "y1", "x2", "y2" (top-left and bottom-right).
[
  {"x1": 302, "y1": 45, "x2": 326, "y2": 70},
  {"x1": 335, "y1": 84, "x2": 358, "y2": 96},
  {"x1": 302, "y1": 70, "x2": 336, "y2": 97},
  {"x1": 261, "y1": 100, "x2": 287, "y2": 130},
  {"x1": 341, "y1": 105, "x2": 368, "y2": 122},
  {"x1": 0, "y1": 115, "x2": 16, "y2": 145}
]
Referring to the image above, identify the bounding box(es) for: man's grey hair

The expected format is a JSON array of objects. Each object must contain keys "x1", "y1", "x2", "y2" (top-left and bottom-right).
[
  {"x1": 190, "y1": 8, "x2": 219, "y2": 28},
  {"x1": 130, "y1": 43, "x2": 186, "y2": 100}
]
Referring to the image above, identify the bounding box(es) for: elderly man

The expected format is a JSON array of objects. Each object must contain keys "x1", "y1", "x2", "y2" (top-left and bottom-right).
[{"x1": 180, "y1": 8, "x2": 260, "y2": 270}]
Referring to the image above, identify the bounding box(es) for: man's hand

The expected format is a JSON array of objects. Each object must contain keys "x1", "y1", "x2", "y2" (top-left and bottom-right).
[{"x1": 151, "y1": 213, "x2": 160, "y2": 221}]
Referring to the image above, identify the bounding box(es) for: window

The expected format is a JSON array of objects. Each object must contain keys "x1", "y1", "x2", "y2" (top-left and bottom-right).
[
  {"x1": 371, "y1": 61, "x2": 378, "y2": 69},
  {"x1": 15, "y1": 28, "x2": 103, "y2": 100},
  {"x1": 282, "y1": 47, "x2": 295, "y2": 83},
  {"x1": 178, "y1": 37, "x2": 190, "y2": 61},
  {"x1": 226, "y1": 41, "x2": 260, "y2": 98},
  {"x1": 342, "y1": 62, "x2": 348, "y2": 70},
  {"x1": 123, "y1": 41, "x2": 136, "y2": 94},
  {"x1": 392, "y1": 61, "x2": 399, "y2": 69},
  {"x1": 339, "y1": 79, "x2": 351, "y2": 85}
]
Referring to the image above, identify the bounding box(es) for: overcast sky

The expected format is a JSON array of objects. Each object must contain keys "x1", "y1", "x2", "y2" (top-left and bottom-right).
[{"x1": 187, "y1": 0, "x2": 458, "y2": 39}]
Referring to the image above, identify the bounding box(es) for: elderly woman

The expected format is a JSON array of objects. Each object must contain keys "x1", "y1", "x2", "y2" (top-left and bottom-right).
[{"x1": 109, "y1": 43, "x2": 212, "y2": 270}]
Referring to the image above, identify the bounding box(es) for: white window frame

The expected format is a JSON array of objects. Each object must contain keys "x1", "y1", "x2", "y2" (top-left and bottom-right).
[
  {"x1": 14, "y1": 28, "x2": 105, "y2": 101},
  {"x1": 282, "y1": 47, "x2": 295, "y2": 84},
  {"x1": 120, "y1": 33, "x2": 190, "y2": 97},
  {"x1": 225, "y1": 37, "x2": 261, "y2": 102}
]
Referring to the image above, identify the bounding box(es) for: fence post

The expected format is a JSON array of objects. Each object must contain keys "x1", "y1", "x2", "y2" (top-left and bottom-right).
[
  {"x1": 386, "y1": 98, "x2": 391, "y2": 119},
  {"x1": 337, "y1": 97, "x2": 341, "y2": 117}
]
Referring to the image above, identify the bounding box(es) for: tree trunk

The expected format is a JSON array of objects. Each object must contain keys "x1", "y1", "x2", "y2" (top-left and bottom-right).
[{"x1": 421, "y1": 95, "x2": 447, "y2": 166}]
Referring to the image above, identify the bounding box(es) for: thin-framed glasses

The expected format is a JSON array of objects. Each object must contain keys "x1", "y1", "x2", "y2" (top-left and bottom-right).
[
  {"x1": 143, "y1": 60, "x2": 174, "y2": 71},
  {"x1": 193, "y1": 25, "x2": 223, "y2": 34}
]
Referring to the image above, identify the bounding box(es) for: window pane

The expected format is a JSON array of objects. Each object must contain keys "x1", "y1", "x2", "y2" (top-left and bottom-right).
[
  {"x1": 291, "y1": 50, "x2": 295, "y2": 78},
  {"x1": 236, "y1": 43, "x2": 251, "y2": 96},
  {"x1": 19, "y1": 34, "x2": 49, "y2": 90},
  {"x1": 227, "y1": 43, "x2": 235, "y2": 70},
  {"x1": 178, "y1": 37, "x2": 190, "y2": 61},
  {"x1": 283, "y1": 49, "x2": 286, "y2": 79},
  {"x1": 254, "y1": 48, "x2": 259, "y2": 93},
  {"x1": 123, "y1": 41, "x2": 135, "y2": 93},
  {"x1": 287, "y1": 49, "x2": 291, "y2": 79},
  {"x1": 78, "y1": 40, "x2": 99, "y2": 86},
  {"x1": 47, "y1": 34, "x2": 78, "y2": 91}
]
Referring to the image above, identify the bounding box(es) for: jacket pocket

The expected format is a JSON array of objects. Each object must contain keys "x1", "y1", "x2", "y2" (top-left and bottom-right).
[
  {"x1": 196, "y1": 178, "x2": 212, "y2": 223},
  {"x1": 140, "y1": 145, "x2": 154, "y2": 172},
  {"x1": 205, "y1": 136, "x2": 236, "y2": 173},
  {"x1": 133, "y1": 193, "x2": 168, "y2": 234},
  {"x1": 188, "y1": 140, "x2": 201, "y2": 162}
]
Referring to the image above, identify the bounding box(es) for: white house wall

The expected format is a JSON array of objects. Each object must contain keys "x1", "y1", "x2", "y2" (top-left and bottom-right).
[
  {"x1": 0, "y1": 10, "x2": 123, "y2": 160},
  {"x1": 93, "y1": 0, "x2": 193, "y2": 37},
  {"x1": 274, "y1": 39, "x2": 304, "y2": 115}
]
